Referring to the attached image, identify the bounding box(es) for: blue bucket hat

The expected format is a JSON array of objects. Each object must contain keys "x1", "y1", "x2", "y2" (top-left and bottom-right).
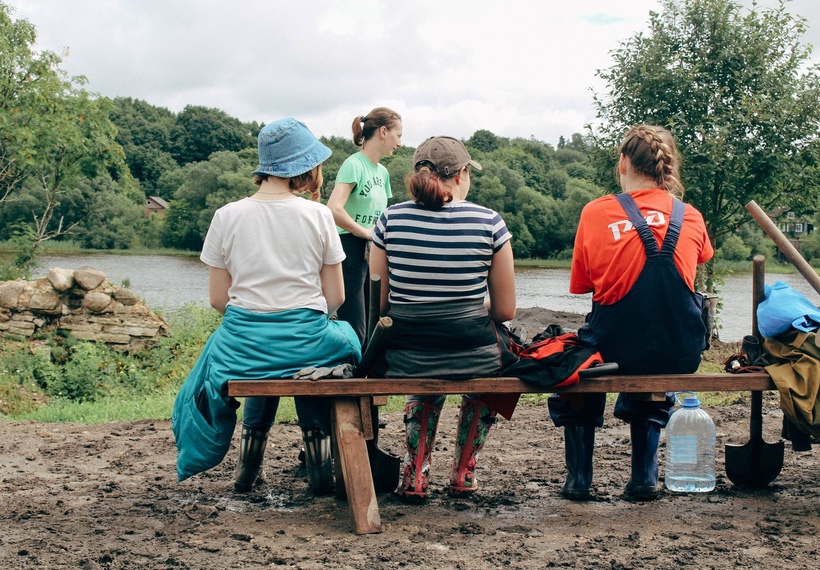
[{"x1": 252, "y1": 118, "x2": 332, "y2": 178}]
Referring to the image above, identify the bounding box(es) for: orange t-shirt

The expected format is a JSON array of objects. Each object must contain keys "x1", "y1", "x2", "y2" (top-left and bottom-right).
[{"x1": 570, "y1": 189, "x2": 714, "y2": 305}]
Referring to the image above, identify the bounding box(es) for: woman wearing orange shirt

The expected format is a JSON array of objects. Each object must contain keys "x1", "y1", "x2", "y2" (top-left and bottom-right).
[{"x1": 551, "y1": 125, "x2": 713, "y2": 500}]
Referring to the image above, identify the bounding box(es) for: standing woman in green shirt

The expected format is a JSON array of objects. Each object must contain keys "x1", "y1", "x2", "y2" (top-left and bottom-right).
[{"x1": 328, "y1": 107, "x2": 402, "y2": 344}]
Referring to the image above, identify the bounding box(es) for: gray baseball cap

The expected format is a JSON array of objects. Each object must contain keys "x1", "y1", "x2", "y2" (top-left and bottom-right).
[{"x1": 413, "y1": 136, "x2": 482, "y2": 177}]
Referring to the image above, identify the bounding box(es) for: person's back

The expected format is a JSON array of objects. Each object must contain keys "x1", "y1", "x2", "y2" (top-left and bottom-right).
[
  {"x1": 572, "y1": 190, "x2": 711, "y2": 373},
  {"x1": 202, "y1": 196, "x2": 338, "y2": 314},
  {"x1": 370, "y1": 135, "x2": 516, "y2": 501}
]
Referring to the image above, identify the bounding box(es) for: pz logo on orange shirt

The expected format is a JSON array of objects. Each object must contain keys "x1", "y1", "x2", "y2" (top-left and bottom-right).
[{"x1": 607, "y1": 210, "x2": 666, "y2": 240}]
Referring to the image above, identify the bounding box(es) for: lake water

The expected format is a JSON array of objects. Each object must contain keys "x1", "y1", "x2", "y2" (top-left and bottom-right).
[{"x1": 36, "y1": 254, "x2": 820, "y2": 342}]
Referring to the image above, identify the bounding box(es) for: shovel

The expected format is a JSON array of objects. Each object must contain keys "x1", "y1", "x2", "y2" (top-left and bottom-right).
[
  {"x1": 724, "y1": 255, "x2": 784, "y2": 487},
  {"x1": 361, "y1": 276, "x2": 401, "y2": 493}
]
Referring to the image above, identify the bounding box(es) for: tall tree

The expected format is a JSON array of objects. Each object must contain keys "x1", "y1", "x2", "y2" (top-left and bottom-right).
[
  {"x1": 591, "y1": 0, "x2": 820, "y2": 247},
  {"x1": 0, "y1": 3, "x2": 129, "y2": 274},
  {"x1": 110, "y1": 97, "x2": 179, "y2": 193},
  {"x1": 170, "y1": 105, "x2": 257, "y2": 165}
]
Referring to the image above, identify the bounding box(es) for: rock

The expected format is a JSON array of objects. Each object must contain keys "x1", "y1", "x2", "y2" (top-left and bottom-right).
[
  {"x1": 0, "y1": 281, "x2": 25, "y2": 309},
  {"x1": 3, "y1": 267, "x2": 168, "y2": 350},
  {"x1": 47, "y1": 268, "x2": 75, "y2": 292},
  {"x1": 82, "y1": 291, "x2": 112, "y2": 313},
  {"x1": 29, "y1": 288, "x2": 61, "y2": 312},
  {"x1": 74, "y1": 267, "x2": 106, "y2": 291},
  {"x1": 114, "y1": 288, "x2": 140, "y2": 306}
]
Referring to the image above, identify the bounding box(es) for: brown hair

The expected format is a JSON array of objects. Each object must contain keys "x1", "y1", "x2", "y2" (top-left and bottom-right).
[
  {"x1": 405, "y1": 165, "x2": 460, "y2": 210},
  {"x1": 252, "y1": 165, "x2": 324, "y2": 202},
  {"x1": 619, "y1": 124, "x2": 684, "y2": 197},
  {"x1": 352, "y1": 107, "x2": 401, "y2": 147}
]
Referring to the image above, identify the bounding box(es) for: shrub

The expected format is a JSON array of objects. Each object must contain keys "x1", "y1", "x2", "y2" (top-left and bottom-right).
[{"x1": 717, "y1": 235, "x2": 752, "y2": 262}]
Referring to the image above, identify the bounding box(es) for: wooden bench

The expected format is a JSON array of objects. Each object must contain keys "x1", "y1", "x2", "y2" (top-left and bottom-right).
[
  {"x1": 228, "y1": 372, "x2": 778, "y2": 534},
  {"x1": 228, "y1": 256, "x2": 785, "y2": 534}
]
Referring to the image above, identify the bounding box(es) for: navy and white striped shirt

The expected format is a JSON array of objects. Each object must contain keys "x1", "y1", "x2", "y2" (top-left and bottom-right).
[{"x1": 372, "y1": 200, "x2": 511, "y2": 304}]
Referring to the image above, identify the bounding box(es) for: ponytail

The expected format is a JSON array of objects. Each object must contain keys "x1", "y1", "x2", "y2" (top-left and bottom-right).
[{"x1": 405, "y1": 166, "x2": 453, "y2": 210}]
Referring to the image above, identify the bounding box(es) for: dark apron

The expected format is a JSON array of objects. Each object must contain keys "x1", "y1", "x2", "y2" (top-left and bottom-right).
[{"x1": 550, "y1": 193, "x2": 705, "y2": 427}]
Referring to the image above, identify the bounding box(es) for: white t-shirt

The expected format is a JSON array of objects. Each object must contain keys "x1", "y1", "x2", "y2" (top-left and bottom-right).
[{"x1": 200, "y1": 196, "x2": 345, "y2": 313}]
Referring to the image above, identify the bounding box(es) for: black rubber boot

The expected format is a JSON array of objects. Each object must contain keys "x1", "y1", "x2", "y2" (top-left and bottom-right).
[
  {"x1": 234, "y1": 424, "x2": 268, "y2": 492},
  {"x1": 301, "y1": 426, "x2": 335, "y2": 495},
  {"x1": 625, "y1": 421, "x2": 661, "y2": 500},
  {"x1": 561, "y1": 425, "x2": 595, "y2": 500},
  {"x1": 781, "y1": 416, "x2": 812, "y2": 452},
  {"x1": 742, "y1": 335, "x2": 769, "y2": 366}
]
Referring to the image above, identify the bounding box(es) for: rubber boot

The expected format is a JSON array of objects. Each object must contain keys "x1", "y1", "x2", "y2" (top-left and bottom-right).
[
  {"x1": 301, "y1": 426, "x2": 335, "y2": 495},
  {"x1": 742, "y1": 335, "x2": 769, "y2": 367},
  {"x1": 624, "y1": 421, "x2": 661, "y2": 500},
  {"x1": 234, "y1": 424, "x2": 268, "y2": 492},
  {"x1": 396, "y1": 401, "x2": 441, "y2": 502},
  {"x1": 449, "y1": 397, "x2": 498, "y2": 497},
  {"x1": 561, "y1": 425, "x2": 595, "y2": 500},
  {"x1": 781, "y1": 416, "x2": 812, "y2": 452}
]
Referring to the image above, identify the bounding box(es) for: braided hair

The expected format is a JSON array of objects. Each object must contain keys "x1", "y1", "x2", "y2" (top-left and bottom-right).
[{"x1": 619, "y1": 125, "x2": 684, "y2": 197}]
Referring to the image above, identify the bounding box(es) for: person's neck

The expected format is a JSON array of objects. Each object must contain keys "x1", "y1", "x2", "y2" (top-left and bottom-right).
[
  {"x1": 447, "y1": 182, "x2": 467, "y2": 202},
  {"x1": 620, "y1": 174, "x2": 658, "y2": 193},
  {"x1": 254, "y1": 179, "x2": 294, "y2": 199},
  {"x1": 360, "y1": 143, "x2": 383, "y2": 165}
]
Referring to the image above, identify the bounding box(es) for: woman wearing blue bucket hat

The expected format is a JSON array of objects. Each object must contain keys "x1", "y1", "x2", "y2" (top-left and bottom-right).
[
  {"x1": 327, "y1": 107, "x2": 402, "y2": 345},
  {"x1": 172, "y1": 119, "x2": 361, "y2": 495}
]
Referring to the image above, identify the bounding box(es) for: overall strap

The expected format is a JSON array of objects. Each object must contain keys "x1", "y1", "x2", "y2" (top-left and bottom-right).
[
  {"x1": 659, "y1": 199, "x2": 686, "y2": 257},
  {"x1": 614, "y1": 193, "x2": 658, "y2": 257}
]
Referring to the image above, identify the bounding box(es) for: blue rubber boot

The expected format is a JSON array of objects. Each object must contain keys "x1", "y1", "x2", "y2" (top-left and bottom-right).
[{"x1": 625, "y1": 421, "x2": 661, "y2": 500}]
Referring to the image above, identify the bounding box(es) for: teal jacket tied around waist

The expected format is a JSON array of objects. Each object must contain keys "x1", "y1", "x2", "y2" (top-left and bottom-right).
[{"x1": 172, "y1": 306, "x2": 361, "y2": 481}]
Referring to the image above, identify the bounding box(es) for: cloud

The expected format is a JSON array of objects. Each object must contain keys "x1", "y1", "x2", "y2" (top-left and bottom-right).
[{"x1": 8, "y1": 0, "x2": 820, "y2": 147}]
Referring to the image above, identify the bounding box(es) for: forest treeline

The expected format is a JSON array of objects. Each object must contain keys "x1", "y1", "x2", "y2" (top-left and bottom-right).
[{"x1": 110, "y1": 96, "x2": 605, "y2": 260}]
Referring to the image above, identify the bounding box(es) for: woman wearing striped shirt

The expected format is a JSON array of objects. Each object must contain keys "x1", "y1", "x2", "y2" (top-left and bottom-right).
[{"x1": 370, "y1": 136, "x2": 517, "y2": 502}]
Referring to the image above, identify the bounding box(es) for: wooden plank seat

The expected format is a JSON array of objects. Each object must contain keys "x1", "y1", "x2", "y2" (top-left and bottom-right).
[
  {"x1": 227, "y1": 371, "x2": 777, "y2": 534},
  {"x1": 228, "y1": 373, "x2": 775, "y2": 398}
]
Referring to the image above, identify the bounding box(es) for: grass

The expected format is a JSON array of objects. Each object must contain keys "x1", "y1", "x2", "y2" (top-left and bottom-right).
[
  {"x1": 0, "y1": 241, "x2": 201, "y2": 258},
  {"x1": 0, "y1": 335, "x2": 742, "y2": 425}
]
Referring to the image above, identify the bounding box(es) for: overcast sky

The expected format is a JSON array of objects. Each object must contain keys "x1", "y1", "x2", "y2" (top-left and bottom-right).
[{"x1": 7, "y1": 0, "x2": 820, "y2": 147}]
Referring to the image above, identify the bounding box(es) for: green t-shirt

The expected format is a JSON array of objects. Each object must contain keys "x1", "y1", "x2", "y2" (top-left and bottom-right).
[{"x1": 334, "y1": 152, "x2": 392, "y2": 235}]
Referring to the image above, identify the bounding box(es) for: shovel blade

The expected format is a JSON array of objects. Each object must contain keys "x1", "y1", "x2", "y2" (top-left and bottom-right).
[
  {"x1": 368, "y1": 444, "x2": 401, "y2": 493},
  {"x1": 725, "y1": 439, "x2": 784, "y2": 488}
]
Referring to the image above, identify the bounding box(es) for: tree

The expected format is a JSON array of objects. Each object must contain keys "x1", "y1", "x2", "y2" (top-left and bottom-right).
[
  {"x1": 110, "y1": 97, "x2": 179, "y2": 193},
  {"x1": 591, "y1": 0, "x2": 820, "y2": 250},
  {"x1": 0, "y1": 4, "x2": 130, "y2": 275},
  {"x1": 170, "y1": 105, "x2": 257, "y2": 165},
  {"x1": 160, "y1": 151, "x2": 256, "y2": 250}
]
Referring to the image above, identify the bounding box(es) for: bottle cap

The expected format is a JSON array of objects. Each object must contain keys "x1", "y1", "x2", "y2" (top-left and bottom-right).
[{"x1": 682, "y1": 396, "x2": 700, "y2": 408}]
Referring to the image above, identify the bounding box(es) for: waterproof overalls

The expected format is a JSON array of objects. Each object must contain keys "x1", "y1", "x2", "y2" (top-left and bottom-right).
[{"x1": 549, "y1": 193, "x2": 706, "y2": 428}]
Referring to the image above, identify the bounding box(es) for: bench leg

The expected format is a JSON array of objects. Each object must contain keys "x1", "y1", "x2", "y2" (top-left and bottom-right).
[{"x1": 331, "y1": 397, "x2": 382, "y2": 534}]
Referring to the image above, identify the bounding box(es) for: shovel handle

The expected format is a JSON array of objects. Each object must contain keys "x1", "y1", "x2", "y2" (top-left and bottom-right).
[
  {"x1": 366, "y1": 275, "x2": 382, "y2": 348},
  {"x1": 750, "y1": 256, "x2": 766, "y2": 440},
  {"x1": 746, "y1": 200, "x2": 820, "y2": 297},
  {"x1": 356, "y1": 316, "x2": 392, "y2": 377}
]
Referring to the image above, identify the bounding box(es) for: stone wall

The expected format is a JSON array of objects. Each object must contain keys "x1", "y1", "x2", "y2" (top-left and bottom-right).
[{"x1": 0, "y1": 267, "x2": 168, "y2": 350}]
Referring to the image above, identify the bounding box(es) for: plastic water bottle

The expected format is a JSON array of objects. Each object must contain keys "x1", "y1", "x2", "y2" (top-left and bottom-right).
[{"x1": 665, "y1": 392, "x2": 716, "y2": 492}]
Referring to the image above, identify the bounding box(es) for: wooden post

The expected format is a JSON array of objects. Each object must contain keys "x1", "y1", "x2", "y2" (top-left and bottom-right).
[{"x1": 331, "y1": 397, "x2": 382, "y2": 534}]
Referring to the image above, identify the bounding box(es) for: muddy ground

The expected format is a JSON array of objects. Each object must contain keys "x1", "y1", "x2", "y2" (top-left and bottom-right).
[{"x1": 1, "y1": 309, "x2": 819, "y2": 569}]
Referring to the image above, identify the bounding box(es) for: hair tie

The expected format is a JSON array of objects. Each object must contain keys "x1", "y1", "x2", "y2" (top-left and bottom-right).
[{"x1": 361, "y1": 116, "x2": 368, "y2": 123}]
